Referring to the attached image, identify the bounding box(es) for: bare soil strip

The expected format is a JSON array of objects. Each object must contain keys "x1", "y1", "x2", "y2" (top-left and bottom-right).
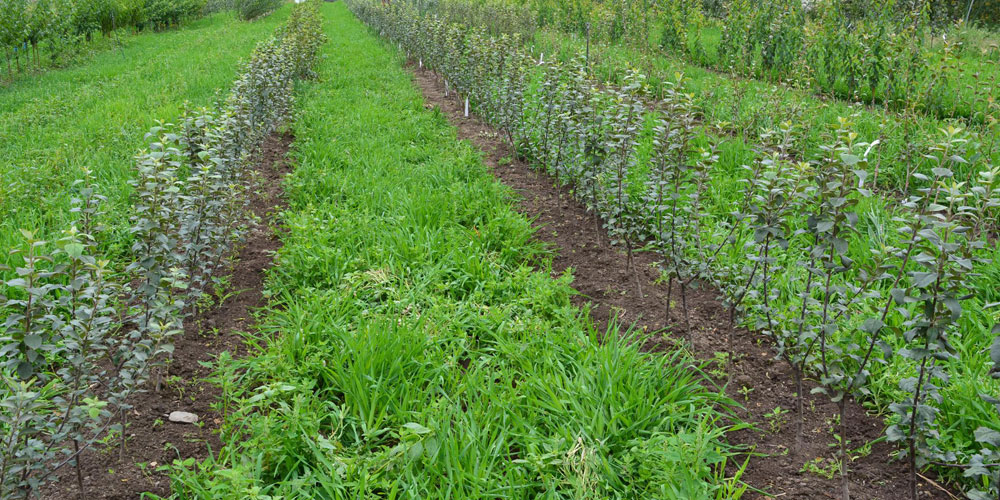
[
  {"x1": 407, "y1": 64, "x2": 954, "y2": 500},
  {"x1": 43, "y1": 133, "x2": 292, "y2": 500}
]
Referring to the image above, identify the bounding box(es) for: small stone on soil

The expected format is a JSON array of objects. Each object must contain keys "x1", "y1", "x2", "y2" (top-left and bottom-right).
[{"x1": 168, "y1": 411, "x2": 199, "y2": 424}]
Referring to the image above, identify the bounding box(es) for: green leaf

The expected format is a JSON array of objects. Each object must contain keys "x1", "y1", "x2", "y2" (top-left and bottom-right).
[
  {"x1": 840, "y1": 154, "x2": 860, "y2": 166},
  {"x1": 832, "y1": 238, "x2": 848, "y2": 255},
  {"x1": 860, "y1": 318, "x2": 884, "y2": 334},
  {"x1": 911, "y1": 272, "x2": 938, "y2": 288},
  {"x1": 932, "y1": 167, "x2": 954, "y2": 177},
  {"x1": 878, "y1": 340, "x2": 893, "y2": 359},
  {"x1": 886, "y1": 424, "x2": 906, "y2": 442},
  {"x1": 402, "y1": 422, "x2": 431, "y2": 435},
  {"x1": 16, "y1": 360, "x2": 33, "y2": 380},
  {"x1": 974, "y1": 427, "x2": 1000, "y2": 447},
  {"x1": 943, "y1": 297, "x2": 962, "y2": 319},
  {"x1": 64, "y1": 243, "x2": 85, "y2": 259},
  {"x1": 853, "y1": 169, "x2": 868, "y2": 186},
  {"x1": 990, "y1": 337, "x2": 1000, "y2": 366},
  {"x1": 24, "y1": 334, "x2": 42, "y2": 350}
]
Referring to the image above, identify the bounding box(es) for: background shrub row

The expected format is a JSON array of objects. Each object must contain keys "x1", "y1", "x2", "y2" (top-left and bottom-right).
[{"x1": 0, "y1": 0, "x2": 289, "y2": 75}]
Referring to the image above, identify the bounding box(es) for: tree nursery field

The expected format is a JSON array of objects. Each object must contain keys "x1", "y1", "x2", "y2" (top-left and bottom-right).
[{"x1": 2, "y1": 0, "x2": 1000, "y2": 499}]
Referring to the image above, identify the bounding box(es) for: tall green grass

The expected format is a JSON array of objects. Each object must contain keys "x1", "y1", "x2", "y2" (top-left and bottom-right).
[
  {"x1": 0, "y1": 5, "x2": 292, "y2": 272},
  {"x1": 165, "y1": 3, "x2": 746, "y2": 498}
]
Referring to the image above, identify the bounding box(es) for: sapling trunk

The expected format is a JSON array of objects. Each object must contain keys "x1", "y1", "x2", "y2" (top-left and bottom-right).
[
  {"x1": 539, "y1": 87, "x2": 555, "y2": 171},
  {"x1": 668, "y1": 170, "x2": 682, "y2": 325},
  {"x1": 666, "y1": 276, "x2": 673, "y2": 323},
  {"x1": 760, "y1": 236, "x2": 774, "y2": 328},
  {"x1": 679, "y1": 280, "x2": 690, "y2": 333},
  {"x1": 790, "y1": 252, "x2": 819, "y2": 453},
  {"x1": 795, "y1": 369, "x2": 805, "y2": 454},
  {"x1": 0, "y1": 398, "x2": 24, "y2": 493},
  {"x1": 594, "y1": 204, "x2": 603, "y2": 246},
  {"x1": 74, "y1": 439, "x2": 84, "y2": 499},
  {"x1": 818, "y1": 246, "x2": 837, "y2": 380},
  {"x1": 119, "y1": 408, "x2": 127, "y2": 462},
  {"x1": 839, "y1": 397, "x2": 850, "y2": 500},
  {"x1": 727, "y1": 308, "x2": 736, "y2": 383},
  {"x1": 629, "y1": 246, "x2": 642, "y2": 298},
  {"x1": 35, "y1": 409, "x2": 120, "y2": 487},
  {"x1": 729, "y1": 257, "x2": 762, "y2": 330},
  {"x1": 614, "y1": 101, "x2": 639, "y2": 297},
  {"x1": 17, "y1": 433, "x2": 31, "y2": 485},
  {"x1": 908, "y1": 349, "x2": 931, "y2": 500},
  {"x1": 654, "y1": 163, "x2": 671, "y2": 323},
  {"x1": 848, "y1": 241, "x2": 915, "y2": 391}
]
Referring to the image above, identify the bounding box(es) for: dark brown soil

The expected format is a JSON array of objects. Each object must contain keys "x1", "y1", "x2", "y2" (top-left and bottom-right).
[
  {"x1": 42, "y1": 132, "x2": 292, "y2": 500},
  {"x1": 407, "y1": 64, "x2": 959, "y2": 500}
]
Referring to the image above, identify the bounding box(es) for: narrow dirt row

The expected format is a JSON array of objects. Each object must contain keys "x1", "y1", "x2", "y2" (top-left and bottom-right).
[
  {"x1": 43, "y1": 133, "x2": 293, "y2": 500},
  {"x1": 407, "y1": 65, "x2": 955, "y2": 500}
]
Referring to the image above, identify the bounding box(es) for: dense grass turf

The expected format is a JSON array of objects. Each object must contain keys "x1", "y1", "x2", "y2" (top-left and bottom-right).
[
  {"x1": 166, "y1": 4, "x2": 744, "y2": 499},
  {"x1": 0, "y1": 6, "x2": 291, "y2": 270}
]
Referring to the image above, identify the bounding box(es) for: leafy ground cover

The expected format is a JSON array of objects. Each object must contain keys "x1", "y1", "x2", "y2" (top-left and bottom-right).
[
  {"x1": 166, "y1": 3, "x2": 744, "y2": 498},
  {"x1": 0, "y1": 5, "x2": 291, "y2": 271}
]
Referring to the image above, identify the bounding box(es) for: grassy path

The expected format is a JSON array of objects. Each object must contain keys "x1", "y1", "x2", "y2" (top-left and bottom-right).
[
  {"x1": 0, "y1": 7, "x2": 291, "y2": 266},
  {"x1": 169, "y1": 3, "x2": 742, "y2": 498}
]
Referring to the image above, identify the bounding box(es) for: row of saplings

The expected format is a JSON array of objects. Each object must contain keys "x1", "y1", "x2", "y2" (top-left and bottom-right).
[
  {"x1": 0, "y1": 0, "x2": 287, "y2": 77},
  {"x1": 348, "y1": 0, "x2": 1000, "y2": 498},
  {"x1": 0, "y1": 2, "x2": 325, "y2": 498},
  {"x1": 664, "y1": 0, "x2": 999, "y2": 123},
  {"x1": 0, "y1": 0, "x2": 204, "y2": 75}
]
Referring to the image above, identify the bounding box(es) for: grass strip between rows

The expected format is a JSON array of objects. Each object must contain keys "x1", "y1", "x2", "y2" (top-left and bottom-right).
[{"x1": 167, "y1": 3, "x2": 743, "y2": 499}]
